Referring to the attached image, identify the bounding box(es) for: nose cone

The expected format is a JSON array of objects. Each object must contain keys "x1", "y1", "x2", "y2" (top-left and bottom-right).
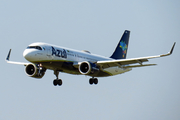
[
  {"x1": 23, "y1": 49, "x2": 30, "y2": 60},
  {"x1": 23, "y1": 49, "x2": 35, "y2": 61}
]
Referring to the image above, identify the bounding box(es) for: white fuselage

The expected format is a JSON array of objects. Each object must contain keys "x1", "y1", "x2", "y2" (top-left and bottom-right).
[{"x1": 23, "y1": 42, "x2": 131, "y2": 77}]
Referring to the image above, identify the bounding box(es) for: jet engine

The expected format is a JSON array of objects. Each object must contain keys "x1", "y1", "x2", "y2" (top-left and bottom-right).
[
  {"x1": 25, "y1": 64, "x2": 46, "y2": 78},
  {"x1": 78, "y1": 61, "x2": 99, "y2": 75}
]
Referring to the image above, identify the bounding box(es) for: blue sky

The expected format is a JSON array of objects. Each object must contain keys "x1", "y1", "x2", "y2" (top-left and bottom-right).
[{"x1": 0, "y1": 1, "x2": 180, "y2": 120}]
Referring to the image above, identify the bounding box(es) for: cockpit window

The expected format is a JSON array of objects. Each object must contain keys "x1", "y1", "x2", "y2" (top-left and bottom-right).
[{"x1": 27, "y1": 46, "x2": 42, "y2": 50}]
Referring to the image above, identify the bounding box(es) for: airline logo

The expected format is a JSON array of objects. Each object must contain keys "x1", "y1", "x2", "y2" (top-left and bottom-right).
[
  {"x1": 51, "y1": 46, "x2": 67, "y2": 58},
  {"x1": 119, "y1": 41, "x2": 127, "y2": 58}
]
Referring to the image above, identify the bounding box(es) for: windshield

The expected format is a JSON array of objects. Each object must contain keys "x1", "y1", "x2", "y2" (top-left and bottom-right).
[{"x1": 27, "y1": 46, "x2": 42, "y2": 50}]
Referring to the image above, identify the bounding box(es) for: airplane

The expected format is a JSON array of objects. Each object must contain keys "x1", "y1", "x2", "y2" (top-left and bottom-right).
[{"x1": 6, "y1": 30, "x2": 176, "y2": 86}]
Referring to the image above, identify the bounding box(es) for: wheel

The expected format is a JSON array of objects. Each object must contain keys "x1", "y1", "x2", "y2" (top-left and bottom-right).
[
  {"x1": 53, "y1": 79, "x2": 58, "y2": 86},
  {"x1": 94, "y1": 78, "x2": 98, "y2": 84},
  {"x1": 89, "y1": 78, "x2": 94, "y2": 85},
  {"x1": 57, "y1": 79, "x2": 62, "y2": 86}
]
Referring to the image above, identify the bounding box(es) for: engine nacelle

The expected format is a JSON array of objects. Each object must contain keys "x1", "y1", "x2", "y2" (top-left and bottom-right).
[
  {"x1": 25, "y1": 64, "x2": 46, "y2": 78},
  {"x1": 78, "y1": 61, "x2": 99, "y2": 75}
]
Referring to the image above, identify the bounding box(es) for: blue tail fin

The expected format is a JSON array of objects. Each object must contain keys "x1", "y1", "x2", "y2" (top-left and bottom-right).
[{"x1": 110, "y1": 30, "x2": 130, "y2": 59}]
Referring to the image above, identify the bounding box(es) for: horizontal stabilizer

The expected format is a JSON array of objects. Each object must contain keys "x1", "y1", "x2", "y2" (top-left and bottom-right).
[{"x1": 124, "y1": 64, "x2": 157, "y2": 68}]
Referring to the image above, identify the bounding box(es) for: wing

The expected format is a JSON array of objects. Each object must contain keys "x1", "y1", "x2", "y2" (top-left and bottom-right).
[
  {"x1": 97, "y1": 42, "x2": 176, "y2": 69},
  {"x1": 6, "y1": 49, "x2": 29, "y2": 66}
]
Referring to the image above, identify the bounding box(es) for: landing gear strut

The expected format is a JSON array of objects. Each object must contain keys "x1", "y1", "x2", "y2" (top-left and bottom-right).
[
  {"x1": 53, "y1": 71, "x2": 62, "y2": 86},
  {"x1": 89, "y1": 77, "x2": 98, "y2": 85}
]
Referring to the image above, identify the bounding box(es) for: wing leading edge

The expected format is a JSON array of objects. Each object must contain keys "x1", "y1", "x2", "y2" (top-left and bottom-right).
[{"x1": 97, "y1": 42, "x2": 176, "y2": 69}]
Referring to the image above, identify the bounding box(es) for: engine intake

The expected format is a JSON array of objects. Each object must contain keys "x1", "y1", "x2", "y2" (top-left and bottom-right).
[
  {"x1": 79, "y1": 61, "x2": 99, "y2": 75},
  {"x1": 25, "y1": 64, "x2": 46, "y2": 78}
]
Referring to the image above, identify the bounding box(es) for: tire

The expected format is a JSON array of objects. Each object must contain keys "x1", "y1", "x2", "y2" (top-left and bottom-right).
[
  {"x1": 58, "y1": 79, "x2": 62, "y2": 86},
  {"x1": 89, "y1": 78, "x2": 94, "y2": 85},
  {"x1": 53, "y1": 79, "x2": 58, "y2": 86},
  {"x1": 94, "y1": 78, "x2": 98, "y2": 84}
]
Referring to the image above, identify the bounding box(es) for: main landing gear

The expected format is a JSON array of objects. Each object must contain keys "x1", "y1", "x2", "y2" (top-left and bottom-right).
[
  {"x1": 89, "y1": 77, "x2": 98, "y2": 85},
  {"x1": 53, "y1": 71, "x2": 98, "y2": 86},
  {"x1": 53, "y1": 71, "x2": 62, "y2": 86}
]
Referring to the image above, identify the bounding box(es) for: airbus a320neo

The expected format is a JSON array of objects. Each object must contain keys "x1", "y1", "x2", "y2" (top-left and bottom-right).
[{"x1": 6, "y1": 30, "x2": 175, "y2": 86}]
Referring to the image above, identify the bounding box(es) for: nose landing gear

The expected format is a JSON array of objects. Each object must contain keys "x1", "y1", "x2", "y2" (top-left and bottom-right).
[
  {"x1": 53, "y1": 71, "x2": 62, "y2": 86},
  {"x1": 53, "y1": 79, "x2": 62, "y2": 86},
  {"x1": 89, "y1": 77, "x2": 98, "y2": 85}
]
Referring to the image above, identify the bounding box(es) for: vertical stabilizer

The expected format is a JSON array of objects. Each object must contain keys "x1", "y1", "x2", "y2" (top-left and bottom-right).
[{"x1": 110, "y1": 30, "x2": 130, "y2": 59}]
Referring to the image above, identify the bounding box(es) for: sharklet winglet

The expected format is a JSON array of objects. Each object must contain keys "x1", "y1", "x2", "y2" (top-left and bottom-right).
[{"x1": 6, "y1": 49, "x2": 12, "y2": 61}]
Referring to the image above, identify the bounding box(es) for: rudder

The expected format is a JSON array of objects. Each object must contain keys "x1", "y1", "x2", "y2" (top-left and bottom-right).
[{"x1": 110, "y1": 30, "x2": 130, "y2": 59}]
